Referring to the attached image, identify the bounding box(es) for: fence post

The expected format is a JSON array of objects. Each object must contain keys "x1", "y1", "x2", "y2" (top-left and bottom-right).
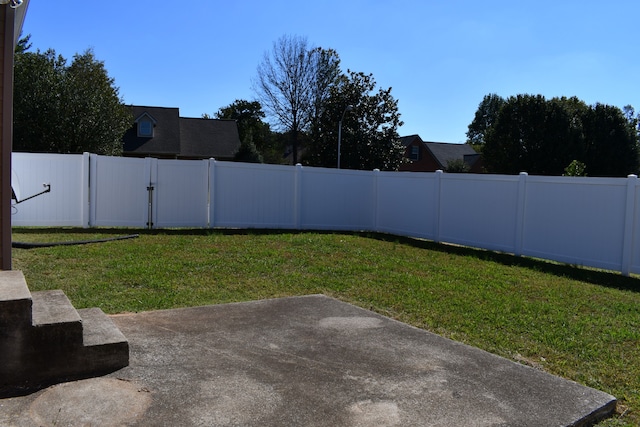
[
  {"x1": 294, "y1": 163, "x2": 303, "y2": 230},
  {"x1": 434, "y1": 170, "x2": 443, "y2": 243},
  {"x1": 80, "y1": 153, "x2": 90, "y2": 228},
  {"x1": 208, "y1": 159, "x2": 216, "y2": 228},
  {"x1": 373, "y1": 169, "x2": 380, "y2": 232},
  {"x1": 621, "y1": 174, "x2": 637, "y2": 276},
  {"x1": 88, "y1": 153, "x2": 98, "y2": 227},
  {"x1": 514, "y1": 172, "x2": 528, "y2": 256}
]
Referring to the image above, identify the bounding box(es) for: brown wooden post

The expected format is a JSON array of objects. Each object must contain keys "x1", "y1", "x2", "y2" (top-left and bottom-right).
[{"x1": 0, "y1": 4, "x2": 15, "y2": 271}]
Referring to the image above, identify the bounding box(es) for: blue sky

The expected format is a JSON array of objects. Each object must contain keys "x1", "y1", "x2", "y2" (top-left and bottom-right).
[{"x1": 20, "y1": 0, "x2": 640, "y2": 144}]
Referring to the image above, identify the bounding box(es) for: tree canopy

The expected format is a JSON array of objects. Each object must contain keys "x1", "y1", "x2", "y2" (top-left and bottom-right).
[
  {"x1": 13, "y1": 42, "x2": 131, "y2": 155},
  {"x1": 213, "y1": 99, "x2": 283, "y2": 163},
  {"x1": 253, "y1": 35, "x2": 403, "y2": 170},
  {"x1": 304, "y1": 70, "x2": 404, "y2": 170},
  {"x1": 466, "y1": 93, "x2": 505, "y2": 148},
  {"x1": 469, "y1": 93, "x2": 639, "y2": 176}
]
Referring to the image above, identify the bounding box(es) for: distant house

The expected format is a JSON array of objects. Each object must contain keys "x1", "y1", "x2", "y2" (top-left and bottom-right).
[
  {"x1": 122, "y1": 106, "x2": 241, "y2": 160},
  {"x1": 399, "y1": 135, "x2": 483, "y2": 173}
]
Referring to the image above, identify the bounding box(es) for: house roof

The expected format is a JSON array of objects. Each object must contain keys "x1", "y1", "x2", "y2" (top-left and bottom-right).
[
  {"x1": 123, "y1": 106, "x2": 181, "y2": 156},
  {"x1": 425, "y1": 142, "x2": 478, "y2": 169},
  {"x1": 122, "y1": 106, "x2": 240, "y2": 159},
  {"x1": 400, "y1": 134, "x2": 481, "y2": 171},
  {"x1": 134, "y1": 111, "x2": 157, "y2": 125},
  {"x1": 179, "y1": 118, "x2": 240, "y2": 159},
  {"x1": 400, "y1": 134, "x2": 422, "y2": 147}
]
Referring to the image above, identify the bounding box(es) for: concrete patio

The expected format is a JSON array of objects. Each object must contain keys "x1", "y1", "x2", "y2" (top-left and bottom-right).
[{"x1": 0, "y1": 294, "x2": 616, "y2": 426}]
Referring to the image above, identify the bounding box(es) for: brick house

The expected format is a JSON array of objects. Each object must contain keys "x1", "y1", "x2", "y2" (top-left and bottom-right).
[{"x1": 399, "y1": 135, "x2": 483, "y2": 173}]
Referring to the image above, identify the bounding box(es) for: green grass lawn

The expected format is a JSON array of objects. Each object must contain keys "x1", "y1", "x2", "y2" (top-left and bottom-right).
[{"x1": 11, "y1": 228, "x2": 640, "y2": 426}]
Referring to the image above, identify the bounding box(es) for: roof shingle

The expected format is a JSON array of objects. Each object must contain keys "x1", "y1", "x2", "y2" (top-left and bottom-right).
[{"x1": 122, "y1": 106, "x2": 240, "y2": 159}]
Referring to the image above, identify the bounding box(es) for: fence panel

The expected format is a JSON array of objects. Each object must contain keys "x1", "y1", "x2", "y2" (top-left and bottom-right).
[
  {"x1": 10, "y1": 152, "x2": 640, "y2": 275},
  {"x1": 299, "y1": 167, "x2": 375, "y2": 231},
  {"x1": 11, "y1": 152, "x2": 88, "y2": 227},
  {"x1": 521, "y1": 176, "x2": 628, "y2": 271},
  {"x1": 211, "y1": 161, "x2": 297, "y2": 228},
  {"x1": 154, "y1": 159, "x2": 209, "y2": 228},
  {"x1": 630, "y1": 181, "x2": 640, "y2": 274},
  {"x1": 376, "y1": 171, "x2": 438, "y2": 239},
  {"x1": 90, "y1": 155, "x2": 150, "y2": 227},
  {"x1": 439, "y1": 173, "x2": 520, "y2": 252}
]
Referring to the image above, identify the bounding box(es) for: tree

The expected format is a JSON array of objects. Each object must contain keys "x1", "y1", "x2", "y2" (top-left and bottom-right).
[
  {"x1": 479, "y1": 94, "x2": 638, "y2": 176},
  {"x1": 582, "y1": 103, "x2": 639, "y2": 177},
  {"x1": 305, "y1": 70, "x2": 404, "y2": 171},
  {"x1": 14, "y1": 44, "x2": 131, "y2": 155},
  {"x1": 445, "y1": 159, "x2": 470, "y2": 173},
  {"x1": 233, "y1": 133, "x2": 263, "y2": 163},
  {"x1": 214, "y1": 100, "x2": 267, "y2": 143},
  {"x1": 563, "y1": 160, "x2": 587, "y2": 176},
  {"x1": 13, "y1": 48, "x2": 66, "y2": 153},
  {"x1": 254, "y1": 35, "x2": 339, "y2": 164},
  {"x1": 466, "y1": 93, "x2": 505, "y2": 148},
  {"x1": 623, "y1": 104, "x2": 640, "y2": 143},
  {"x1": 212, "y1": 99, "x2": 286, "y2": 163},
  {"x1": 308, "y1": 47, "x2": 341, "y2": 139},
  {"x1": 483, "y1": 94, "x2": 582, "y2": 175},
  {"x1": 15, "y1": 33, "x2": 31, "y2": 54}
]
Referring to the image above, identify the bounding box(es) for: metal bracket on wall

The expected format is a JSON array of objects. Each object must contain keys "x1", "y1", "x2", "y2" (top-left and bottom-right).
[{"x1": 13, "y1": 183, "x2": 51, "y2": 205}]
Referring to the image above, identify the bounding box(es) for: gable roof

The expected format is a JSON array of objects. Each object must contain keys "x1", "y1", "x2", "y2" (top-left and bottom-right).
[
  {"x1": 122, "y1": 105, "x2": 240, "y2": 159},
  {"x1": 134, "y1": 111, "x2": 157, "y2": 125},
  {"x1": 424, "y1": 142, "x2": 478, "y2": 169},
  {"x1": 179, "y1": 118, "x2": 240, "y2": 159},
  {"x1": 400, "y1": 134, "x2": 422, "y2": 147},
  {"x1": 123, "y1": 106, "x2": 181, "y2": 156},
  {"x1": 399, "y1": 134, "x2": 482, "y2": 172}
]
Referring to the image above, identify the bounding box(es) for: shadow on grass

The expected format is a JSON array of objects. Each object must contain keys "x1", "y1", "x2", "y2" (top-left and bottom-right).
[
  {"x1": 13, "y1": 227, "x2": 640, "y2": 293},
  {"x1": 361, "y1": 231, "x2": 640, "y2": 294}
]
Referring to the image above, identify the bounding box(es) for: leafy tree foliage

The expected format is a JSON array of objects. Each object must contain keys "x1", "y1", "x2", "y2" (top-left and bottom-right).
[
  {"x1": 13, "y1": 48, "x2": 66, "y2": 153},
  {"x1": 623, "y1": 105, "x2": 639, "y2": 137},
  {"x1": 445, "y1": 159, "x2": 471, "y2": 173},
  {"x1": 254, "y1": 35, "x2": 403, "y2": 170},
  {"x1": 305, "y1": 70, "x2": 404, "y2": 170},
  {"x1": 13, "y1": 44, "x2": 131, "y2": 155},
  {"x1": 214, "y1": 100, "x2": 268, "y2": 144},
  {"x1": 483, "y1": 95, "x2": 581, "y2": 175},
  {"x1": 233, "y1": 137, "x2": 263, "y2": 163},
  {"x1": 583, "y1": 103, "x2": 639, "y2": 177},
  {"x1": 563, "y1": 160, "x2": 587, "y2": 176},
  {"x1": 466, "y1": 93, "x2": 505, "y2": 148},
  {"x1": 15, "y1": 33, "x2": 31, "y2": 54},
  {"x1": 475, "y1": 93, "x2": 639, "y2": 176},
  {"x1": 308, "y1": 48, "x2": 341, "y2": 138},
  {"x1": 213, "y1": 99, "x2": 285, "y2": 163}
]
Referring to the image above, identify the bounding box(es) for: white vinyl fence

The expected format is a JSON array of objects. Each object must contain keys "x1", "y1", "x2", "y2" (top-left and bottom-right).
[{"x1": 10, "y1": 152, "x2": 640, "y2": 275}]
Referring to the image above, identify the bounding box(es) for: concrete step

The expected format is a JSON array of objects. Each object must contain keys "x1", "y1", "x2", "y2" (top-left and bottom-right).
[
  {"x1": 31, "y1": 290, "x2": 83, "y2": 347},
  {"x1": 0, "y1": 270, "x2": 32, "y2": 327},
  {"x1": 0, "y1": 270, "x2": 129, "y2": 397},
  {"x1": 77, "y1": 308, "x2": 129, "y2": 373}
]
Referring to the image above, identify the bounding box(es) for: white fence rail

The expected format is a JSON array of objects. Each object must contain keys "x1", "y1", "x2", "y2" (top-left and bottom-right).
[{"x1": 10, "y1": 152, "x2": 640, "y2": 275}]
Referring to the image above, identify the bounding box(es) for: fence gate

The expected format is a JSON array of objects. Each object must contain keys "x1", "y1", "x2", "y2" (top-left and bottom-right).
[{"x1": 90, "y1": 155, "x2": 152, "y2": 227}]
